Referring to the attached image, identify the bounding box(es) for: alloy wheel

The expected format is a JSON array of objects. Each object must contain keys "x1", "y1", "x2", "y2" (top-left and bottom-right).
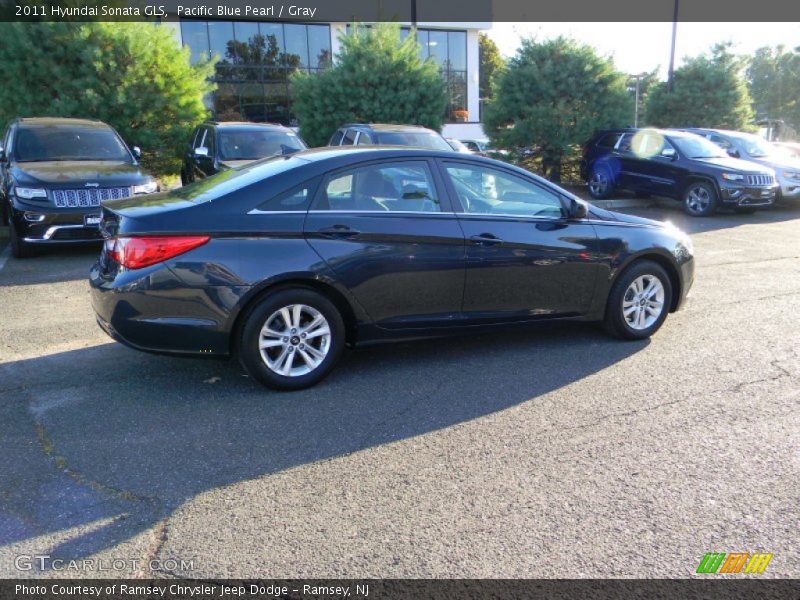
[
  {"x1": 622, "y1": 275, "x2": 665, "y2": 330},
  {"x1": 589, "y1": 170, "x2": 609, "y2": 197},
  {"x1": 259, "y1": 304, "x2": 331, "y2": 377},
  {"x1": 685, "y1": 185, "x2": 711, "y2": 214}
]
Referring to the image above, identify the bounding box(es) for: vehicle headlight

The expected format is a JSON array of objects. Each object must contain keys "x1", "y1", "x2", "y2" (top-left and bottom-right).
[
  {"x1": 781, "y1": 170, "x2": 800, "y2": 182},
  {"x1": 721, "y1": 173, "x2": 745, "y2": 182},
  {"x1": 132, "y1": 181, "x2": 158, "y2": 195},
  {"x1": 14, "y1": 187, "x2": 48, "y2": 200}
]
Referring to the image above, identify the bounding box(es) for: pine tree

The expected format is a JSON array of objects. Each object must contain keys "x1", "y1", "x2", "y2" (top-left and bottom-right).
[{"x1": 291, "y1": 24, "x2": 448, "y2": 147}]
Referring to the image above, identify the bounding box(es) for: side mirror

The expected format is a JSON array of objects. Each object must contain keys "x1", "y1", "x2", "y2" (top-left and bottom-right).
[
  {"x1": 194, "y1": 147, "x2": 210, "y2": 158},
  {"x1": 568, "y1": 198, "x2": 588, "y2": 220},
  {"x1": 661, "y1": 147, "x2": 677, "y2": 160},
  {"x1": 131, "y1": 146, "x2": 141, "y2": 159},
  {"x1": 727, "y1": 149, "x2": 740, "y2": 158}
]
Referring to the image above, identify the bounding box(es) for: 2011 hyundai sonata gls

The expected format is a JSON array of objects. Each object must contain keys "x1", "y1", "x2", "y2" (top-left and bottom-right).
[{"x1": 90, "y1": 147, "x2": 694, "y2": 390}]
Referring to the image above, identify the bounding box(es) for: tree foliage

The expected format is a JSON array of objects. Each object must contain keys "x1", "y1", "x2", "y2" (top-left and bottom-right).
[
  {"x1": 291, "y1": 23, "x2": 448, "y2": 147},
  {"x1": 645, "y1": 43, "x2": 754, "y2": 130},
  {"x1": 483, "y1": 37, "x2": 631, "y2": 181},
  {"x1": 747, "y1": 45, "x2": 800, "y2": 129},
  {"x1": 0, "y1": 22, "x2": 214, "y2": 177},
  {"x1": 479, "y1": 33, "x2": 504, "y2": 100}
]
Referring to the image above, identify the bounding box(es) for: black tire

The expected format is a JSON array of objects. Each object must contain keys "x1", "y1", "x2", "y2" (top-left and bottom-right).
[
  {"x1": 683, "y1": 181, "x2": 718, "y2": 217},
  {"x1": 604, "y1": 260, "x2": 673, "y2": 341},
  {"x1": 588, "y1": 164, "x2": 615, "y2": 199},
  {"x1": 9, "y1": 218, "x2": 35, "y2": 258},
  {"x1": 239, "y1": 288, "x2": 346, "y2": 390}
]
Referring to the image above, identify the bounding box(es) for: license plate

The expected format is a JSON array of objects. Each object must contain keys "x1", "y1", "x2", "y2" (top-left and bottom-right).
[{"x1": 84, "y1": 214, "x2": 101, "y2": 226}]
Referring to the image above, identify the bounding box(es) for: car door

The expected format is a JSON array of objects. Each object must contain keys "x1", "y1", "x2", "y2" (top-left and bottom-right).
[
  {"x1": 611, "y1": 132, "x2": 647, "y2": 190},
  {"x1": 635, "y1": 134, "x2": 684, "y2": 197},
  {"x1": 440, "y1": 160, "x2": 601, "y2": 320},
  {"x1": 304, "y1": 159, "x2": 466, "y2": 327}
]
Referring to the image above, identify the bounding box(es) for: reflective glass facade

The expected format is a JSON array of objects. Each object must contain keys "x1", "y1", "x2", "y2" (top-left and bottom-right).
[
  {"x1": 181, "y1": 21, "x2": 469, "y2": 125},
  {"x1": 181, "y1": 21, "x2": 332, "y2": 125}
]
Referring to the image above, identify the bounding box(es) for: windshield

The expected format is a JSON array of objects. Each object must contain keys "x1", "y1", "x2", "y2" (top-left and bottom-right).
[
  {"x1": 15, "y1": 127, "x2": 131, "y2": 162},
  {"x1": 219, "y1": 130, "x2": 306, "y2": 161},
  {"x1": 731, "y1": 134, "x2": 773, "y2": 158},
  {"x1": 374, "y1": 131, "x2": 452, "y2": 151},
  {"x1": 671, "y1": 135, "x2": 727, "y2": 159}
]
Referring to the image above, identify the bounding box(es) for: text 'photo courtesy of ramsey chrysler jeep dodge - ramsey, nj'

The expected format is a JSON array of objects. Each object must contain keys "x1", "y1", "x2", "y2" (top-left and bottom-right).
[
  {"x1": 0, "y1": 117, "x2": 158, "y2": 258},
  {"x1": 90, "y1": 147, "x2": 694, "y2": 390}
]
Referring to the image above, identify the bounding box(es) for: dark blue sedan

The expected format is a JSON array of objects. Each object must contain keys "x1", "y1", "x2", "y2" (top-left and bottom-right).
[{"x1": 90, "y1": 147, "x2": 694, "y2": 390}]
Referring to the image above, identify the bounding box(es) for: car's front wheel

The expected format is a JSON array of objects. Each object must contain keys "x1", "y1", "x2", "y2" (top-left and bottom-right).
[
  {"x1": 239, "y1": 288, "x2": 346, "y2": 390},
  {"x1": 604, "y1": 260, "x2": 673, "y2": 340},
  {"x1": 683, "y1": 181, "x2": 718, "y2": 217},
  {"x1": 588, "y1": 164, "x2": 615, "y2": 199}
]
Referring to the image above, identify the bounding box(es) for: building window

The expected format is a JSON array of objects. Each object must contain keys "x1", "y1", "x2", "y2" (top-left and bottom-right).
[{"x1": 180, "y1": 20, "x2": 332, "y2": 125}]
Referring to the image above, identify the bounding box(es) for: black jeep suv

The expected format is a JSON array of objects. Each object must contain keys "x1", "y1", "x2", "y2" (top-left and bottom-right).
[
  {"x1": 181, "y1": 121, "x2": 306, "y2": 185},
  {"x1": 581, "y1": 128, "x2": 778, "y2": 216},
  {"x1": 1, "y1": 118, "x2": 157, "y2": 257}
]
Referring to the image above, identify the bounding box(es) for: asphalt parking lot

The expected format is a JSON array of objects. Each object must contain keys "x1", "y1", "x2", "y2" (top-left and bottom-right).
[{"x1": 0, "y1": 202, "x2": 798, "y2": 578}]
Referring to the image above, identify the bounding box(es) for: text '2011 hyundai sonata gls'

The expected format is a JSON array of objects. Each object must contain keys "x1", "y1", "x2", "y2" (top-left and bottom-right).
[{"x1": 90, "y1": 147, "x2": 694, "y2": 390}]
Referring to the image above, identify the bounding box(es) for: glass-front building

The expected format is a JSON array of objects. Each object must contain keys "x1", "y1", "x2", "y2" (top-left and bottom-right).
[{"x1": 178, "y1": 21, "x2": 476, "y2": 126}]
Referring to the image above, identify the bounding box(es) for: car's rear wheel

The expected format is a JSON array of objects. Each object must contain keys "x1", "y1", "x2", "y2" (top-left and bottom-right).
[
  {"x1": 604, "y1": 260, "x2": 672, "y2": 340},
  {"x1": 588, "y1": 165, "x2": 614, "y2": 199},
  {"x1": 9, "y1": 218, "x2": 35, "y2": 259},
  {"x1": 683, "y1": 181, "x2": 718, "y2": 217},
  {"x1": 239, "y1": 288, "x2": 345, "y2": 390}
]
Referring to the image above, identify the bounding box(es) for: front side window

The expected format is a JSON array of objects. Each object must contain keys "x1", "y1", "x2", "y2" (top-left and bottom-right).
[
  {"x1": 709, "y1": 135, "x2": 733, "y2": 150},
  {"x1": 219, "y1": 130, "x2": 305, "y2": 160},
  {"x1": 316, "y1": 161, "x2": 441, "y2": 213},
  {"x1": 14, "y1": 127, "x2": 131, "y2": 162},
  {"x1": 341, "y1": 129, "x2": 357, "y2": 146},
  {"x1": 445, "y1": 163, "x2": 564, "y2": 218}
]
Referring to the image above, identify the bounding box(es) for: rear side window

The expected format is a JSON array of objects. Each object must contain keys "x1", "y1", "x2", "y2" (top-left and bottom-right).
[
  {"x1": 255, "y1": 180, "x2": 318, "y2": 212},
  {"x1": 329, "y1": 129, "x2": 344, "y2": 146},
  {"x1": 314, "y1": 161, "x2": 441, "y2": 213},
  {"x1": 341, "y1": 129, "x2": 358, "y2": 145},
  {"x1": 597, "y1": 133, "x2": 621, "y2": 148},
  {"x1": 617, "y1": 133, "x2": 634, "y2": 152}
]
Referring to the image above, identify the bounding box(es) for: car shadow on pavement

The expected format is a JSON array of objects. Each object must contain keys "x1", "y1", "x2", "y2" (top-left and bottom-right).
[
  {"x1": 610, "y1": 202, "x2": 800, "y2": 235},
  {"x1": 0, "y1": 321, "x2": 647, "y2": 569},
  {"x1": 0, "y1": 245, "x2": 100, "y2": 287}
]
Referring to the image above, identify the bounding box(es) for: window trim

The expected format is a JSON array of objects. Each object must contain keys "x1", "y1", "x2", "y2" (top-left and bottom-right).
[
  {"x1": 311, "y1": 157, "x2": 454, "y2": 214},
  {"x1": 437, "y1": 159, "x2": 570, "y2": 221}
]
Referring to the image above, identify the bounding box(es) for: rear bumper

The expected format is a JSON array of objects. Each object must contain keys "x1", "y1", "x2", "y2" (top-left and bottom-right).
[{"x1": 89, "y1": 260, "x2": 240, "y2": 357}]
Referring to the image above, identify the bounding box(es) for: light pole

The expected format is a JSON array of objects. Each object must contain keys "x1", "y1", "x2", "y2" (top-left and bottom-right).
[
  {"x1": 667, "y1": 0, "x2": 679, "y2": 92},
  {"x1": 630, "y1": 73, "x2": 648, "y2": 127}
]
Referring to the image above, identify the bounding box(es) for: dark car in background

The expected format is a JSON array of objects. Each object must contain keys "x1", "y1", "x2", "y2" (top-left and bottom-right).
[
  {"x1": 680, "y1": 128, "x2": 800, "y2": 205},
  {"x1": 327, "y1": 123, "x2": 453, "y2": 151},
  {"x1": 582, "y1": 128, "x2": 778, "y2": 216},
  {"x1": 0, "y1": 117, "x2": 157, "y2": 258},
  {"x1": 91, "y1": 147, "x2": 694, "y2": 390},
  {"x1": 181, "y1": 121, "x2": 307, "y2": 185}
]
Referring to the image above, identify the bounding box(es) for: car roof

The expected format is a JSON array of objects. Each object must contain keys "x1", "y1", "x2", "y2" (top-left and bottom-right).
[
  {"x1": 340, "y1": 123, "x2": 437, "y2": 132},
  {"x1": 206, "y1": 121, "x2": 290, "y2": 130},
  {"x1": 16, "y1": 117, "x2": 112, "y2": 130}
]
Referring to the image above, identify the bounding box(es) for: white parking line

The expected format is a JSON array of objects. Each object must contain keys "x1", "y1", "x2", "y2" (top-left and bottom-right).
[{"x1": 0, "y1": 245, "x2": 10, "y2": 272}]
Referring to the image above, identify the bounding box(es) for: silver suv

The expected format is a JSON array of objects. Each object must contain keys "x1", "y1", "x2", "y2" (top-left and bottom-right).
[{"x1": 681, "y1": 128, "x2": 800, "y2": 204}]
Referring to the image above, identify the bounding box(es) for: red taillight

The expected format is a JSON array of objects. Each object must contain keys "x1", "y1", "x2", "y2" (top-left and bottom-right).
[{"x1": 105, "y1": 236, "x2": 210, "y2": 269}]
